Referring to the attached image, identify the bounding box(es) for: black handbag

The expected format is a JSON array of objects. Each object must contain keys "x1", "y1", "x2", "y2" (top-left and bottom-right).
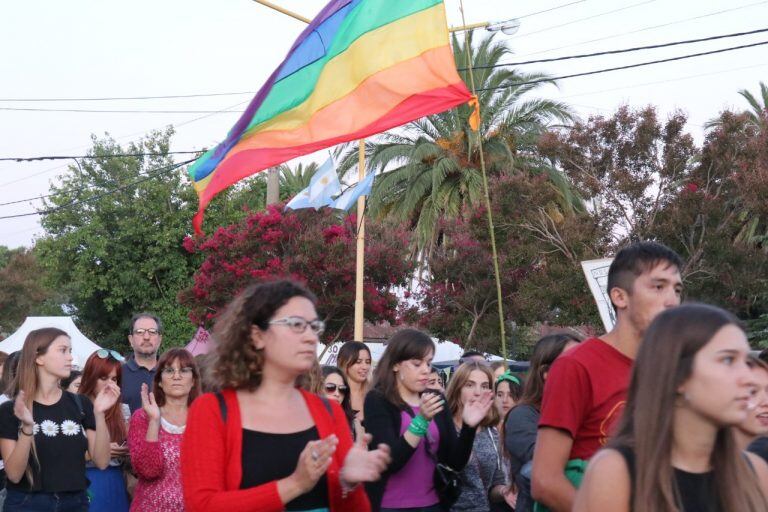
[
  {"x1": 424, "y1": 429, "x2": 462, "y2": 510},
  {"x1": 433, "y1": 461, "x2": 462, "y2": 508}
]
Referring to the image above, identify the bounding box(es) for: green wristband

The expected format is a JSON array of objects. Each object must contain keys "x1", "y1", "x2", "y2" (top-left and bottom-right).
[{"x1": 407, "y1": 414, "x2": 430, "y2": 437}]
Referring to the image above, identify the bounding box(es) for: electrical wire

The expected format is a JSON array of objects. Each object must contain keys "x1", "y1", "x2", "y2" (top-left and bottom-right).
[
  {"x1": 0, "y1": 150, "x2": 204, "y2": 163},
  {"x1": 0, "y1": 107, "x2": 241, "y2": 114},
  {"x1": 514, "y1": 0, "x2": 656, "y2": 39},
  {"x1": 515, "y1": 0, "x2": 768, "y2": 58},
  {"x1": 516, "y1": 0, "x2": 587, "y2": 20},
  {"x1": 0, "y1": 91, "x2": 253, "y2": 102},
  {"x1": 477, "y1": 39, "x2": 768, "y2": 91},
  {"x1": 461, "y1": 27, "x2": 768, "y2": 70},
  {"x1": 0, "y1": 158, "x2": 196, "y2": 218}
]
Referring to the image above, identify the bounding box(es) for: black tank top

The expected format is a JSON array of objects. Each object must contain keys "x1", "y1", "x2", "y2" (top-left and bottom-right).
[
  {"x1": 240, "y1": 427, "x2": 329, "y2": 511},
  {"x1": 615, "y1": 445, "x2": 720, "y2": 512}
]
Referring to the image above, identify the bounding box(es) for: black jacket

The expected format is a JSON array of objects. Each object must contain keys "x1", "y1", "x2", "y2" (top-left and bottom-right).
[{"x1": 363, "y1": 389, "x2": 477, "y2": 511}]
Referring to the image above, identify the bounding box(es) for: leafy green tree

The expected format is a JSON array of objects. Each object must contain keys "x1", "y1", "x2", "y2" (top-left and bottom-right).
[
  {"x1": 340, "y1": 32, "x2": 574, "y2": 254},
  {"x1": 34, "y1": 128, "x2": 261, "y2": 351},
  {"x1": 0, "y1": 248, "x2": 61, "y2": 337}
]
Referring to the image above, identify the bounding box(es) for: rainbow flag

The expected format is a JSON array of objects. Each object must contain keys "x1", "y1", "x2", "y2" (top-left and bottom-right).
[{"x1": 189, "y1": 0, "x2": 472, "y2": 234}]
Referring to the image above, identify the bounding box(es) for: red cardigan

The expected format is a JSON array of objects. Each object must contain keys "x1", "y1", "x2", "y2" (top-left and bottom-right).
[{"x1": 181, "y1": 388, "x2": 370, "y2": 512}]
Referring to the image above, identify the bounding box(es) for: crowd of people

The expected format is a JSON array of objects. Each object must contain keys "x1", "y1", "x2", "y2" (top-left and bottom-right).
[{"x1": 0, "y1": 241, "x2": 765, "y2": 511}]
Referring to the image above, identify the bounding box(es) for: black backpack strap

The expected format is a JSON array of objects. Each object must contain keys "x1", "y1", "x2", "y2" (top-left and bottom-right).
[
  {"x1": 320, "y1": 396, "x2": 332, "y2": 415},
  {"x1": 215, "y1": 391, "x2": 227, "y2": 423},
  {"x1": 69, "y1": 392, "x2": 86, "y2": 423}
]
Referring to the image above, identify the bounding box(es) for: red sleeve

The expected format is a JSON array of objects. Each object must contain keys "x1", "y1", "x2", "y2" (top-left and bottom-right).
[
  {"x1": 128, "y1": 409, "x2": 163, "y2": 480},
  {"x1": 181, "y1": 393, "x2": 284, "y2": 512},
  {"x1": 328, "y1": 400, "x2": 370, "y2": 512},
  {"x1": 538, "y1": 356, "x2": 592, "y2": 438}
]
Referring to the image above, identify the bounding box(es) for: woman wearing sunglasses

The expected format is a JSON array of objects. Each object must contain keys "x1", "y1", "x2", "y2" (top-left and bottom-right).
[
  {"x1": 79, "y1": 349, "x2": 130, "y2": 512},
  {"x1": 322, "y1": 366, "x2": 364, "y2": 441},
  {"x1": 129, "y1": 348, "x2": 200, "y2": 511},
  {"x1": 182, "y1": 280, "x2": 391, "y2": 512}
]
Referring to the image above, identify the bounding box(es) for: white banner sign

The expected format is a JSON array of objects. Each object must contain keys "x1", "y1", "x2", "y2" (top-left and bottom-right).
[{"x1": 581, "y1": 258, "x2": 616, "y2": 332}]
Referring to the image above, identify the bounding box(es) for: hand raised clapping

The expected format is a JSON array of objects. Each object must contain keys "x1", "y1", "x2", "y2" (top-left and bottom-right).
[
  {"x1": 340, "y1": 433, "x2": 391, "y2": 486},
  {"x1": 13, "y1": 390, "x2": 34, "y2": 429},
  {"x1": 461, "y1": 389, "x2": 494, "y2": 427},
  {"x1": 291, "y1": 435, "x2": 339, "y2": 494},
  {"x1": 140, "y1": 383, "x2": 160, "y2": 421}
]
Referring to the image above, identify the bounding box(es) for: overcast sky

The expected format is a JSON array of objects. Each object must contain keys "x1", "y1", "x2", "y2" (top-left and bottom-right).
[{"x1": 1, "y1": 0, "x2": 766, "y2": 248}]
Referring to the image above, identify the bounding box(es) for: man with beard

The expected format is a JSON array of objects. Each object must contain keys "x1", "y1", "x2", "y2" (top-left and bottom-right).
[{"x1": 121, "y1": 313, "x2": 163, "y2": 413}]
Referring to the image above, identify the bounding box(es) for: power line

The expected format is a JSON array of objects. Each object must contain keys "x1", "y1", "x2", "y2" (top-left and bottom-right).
[
  {"x1": 0, "y1": 158, "x2": 196, "y2": 218},
  {"x1": 461, "y1": 27, "x2": 768, "y2": 70},
  {"x1": 0, "y1": 91, "x2": 253, "y2": 103},
  {"x1": 0, "y1": 107, "x2": 241, "y2": 114},
  {"x1": 514, "y1": 0, "x2": 656, "y2": 39},
  {"x1": 559, "y1": 61, "x2": 768, "y2": 101},
  {"x1": 515, "y1": 0, "x2": 768, "y2": 58},
  {"x1": 0, "y1": 150, "x2": 204, "y2": 163},
  {"x1": 516, "y1": 0, "x2": 587, "y2": 20},
  {"x1": 477, "y1": 39, "x2": 768, "y2": 91}
]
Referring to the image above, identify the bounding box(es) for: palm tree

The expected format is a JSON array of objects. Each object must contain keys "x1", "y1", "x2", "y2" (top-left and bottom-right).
[
  {"x1": 738, "y1": 81, "x2": 768, "y2": 131},
  {"x1": 705, "y1": 81, "x2": 768, "y2": 131},
  {"x1": 340, "y1": 31, "x2": 576, "y2": 253},
  {"x1": 278, "y1": 161, "x2": 319, "y2": 200}
]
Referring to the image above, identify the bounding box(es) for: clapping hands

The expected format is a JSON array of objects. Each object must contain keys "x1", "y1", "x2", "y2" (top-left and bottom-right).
[{"x1": 461, "y1": 389, "x2": 494, "y2": 427}]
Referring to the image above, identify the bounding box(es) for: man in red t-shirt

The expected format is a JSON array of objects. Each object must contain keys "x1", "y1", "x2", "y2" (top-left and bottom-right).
[{"x1": 531, "y1": 242, "x2": 684, "y2": 512}]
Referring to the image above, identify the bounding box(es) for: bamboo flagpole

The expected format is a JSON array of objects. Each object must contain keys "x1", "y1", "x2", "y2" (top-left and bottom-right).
[
  {"x1": 250, "y1": 0, "x2": 369, "y2": 342},
  {"x1": 458, "y1": 0, "x2": 508, "y2": 359},
  {"x1": 354, "y1": 140, "x2": 366, "y2": 341}
]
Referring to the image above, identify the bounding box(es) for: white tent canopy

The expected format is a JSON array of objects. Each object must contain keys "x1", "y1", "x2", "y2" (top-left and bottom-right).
[{"x1": 0, "y1": 317, "x2": 103, "y2": 369}]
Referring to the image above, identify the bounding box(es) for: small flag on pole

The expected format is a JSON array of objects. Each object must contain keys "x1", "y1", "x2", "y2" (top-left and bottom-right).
[
  {"x1": 332, "y1": 172, "x2": 375, "y2": 211},
  {"x1": 285, "y1": 157, "x2": 341, "y2": 210}
]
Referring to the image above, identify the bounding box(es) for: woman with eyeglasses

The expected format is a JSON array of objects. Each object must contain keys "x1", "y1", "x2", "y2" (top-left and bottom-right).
[
  {"x1": 79, "y1": 350, "x2": 130, "y2": 512},
  {"x1": 364, "y1": 329, "x2": 494, "y2": 512},
  {"x1": 129, "y1": 348, "x2": 200, "y2": 511},
  {"x1": 0, "y1": 328, "x2": 120, "y2": 512},
  {"x1": 322, "y1": 366, "x2": 364, "y2": 440},
  {"x1": 182, "y1": 280, "x2": 391, "y2": 512}
]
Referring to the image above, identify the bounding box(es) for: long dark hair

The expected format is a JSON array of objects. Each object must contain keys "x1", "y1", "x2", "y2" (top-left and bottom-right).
[
  {"x1": 372, "y1": 329, "x2": 434, "y2": 409},
  {"x1": 0, "y1": 351, "x2": 21, "y2": 397},
  {"x1": 610, "y1": 303, "x2": 767, "y2": 512},
  {"x1": 518, "y1": 333, "x2": 582, "y2": 410},
  {"x1": 321, "y1": 366, "x2": 355, "y2": 423}
]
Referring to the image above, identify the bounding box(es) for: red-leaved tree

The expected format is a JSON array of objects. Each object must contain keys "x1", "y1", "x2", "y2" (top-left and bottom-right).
[{"x1": 178, "y1": 205, "x2": 413, "y2": 342}]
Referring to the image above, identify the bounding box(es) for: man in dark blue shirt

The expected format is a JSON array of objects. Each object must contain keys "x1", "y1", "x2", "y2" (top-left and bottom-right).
[{"x1": 121, "y1": 313, "x2": 163, "y2": 413}]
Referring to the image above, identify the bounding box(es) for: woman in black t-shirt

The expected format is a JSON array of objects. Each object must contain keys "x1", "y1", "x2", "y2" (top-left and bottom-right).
[
  {"x1": 0, "y1": 328, "x2": 120, "y2": 512},
  {"x1": 574, "y1": 304, "x2": 768, "y2": 512}
]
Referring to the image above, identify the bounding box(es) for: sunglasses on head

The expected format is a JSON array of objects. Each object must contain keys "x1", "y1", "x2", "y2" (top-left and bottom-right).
[
  {"x1": 96, "y1": 349, "x2": 125, "y2": 362},
  {"x1": 324, "y1": 383, "x2": 348, "y2": 394}
]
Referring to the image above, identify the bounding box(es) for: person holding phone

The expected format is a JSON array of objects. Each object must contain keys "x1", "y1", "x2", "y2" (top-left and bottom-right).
[
  {"x1": 79, "y1": 350, "x2": 130, "y2": 512},
  {"x1": 364, "y1": 329, "x2": 494, "y2": 512}
]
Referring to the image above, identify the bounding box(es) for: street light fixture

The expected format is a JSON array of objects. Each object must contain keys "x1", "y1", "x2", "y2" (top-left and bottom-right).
[{"x1": 486, "y1": 18, "x2": 521, "y2": 36}]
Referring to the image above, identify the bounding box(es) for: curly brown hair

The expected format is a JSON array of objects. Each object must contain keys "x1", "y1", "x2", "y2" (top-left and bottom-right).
[{"x1": 211, "y1": 280, "x2": 317, "y2": 391}]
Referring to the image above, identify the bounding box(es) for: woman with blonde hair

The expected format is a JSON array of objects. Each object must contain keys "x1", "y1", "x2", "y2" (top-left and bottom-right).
[
  {"x1": 446, "y1": 362, "x2": 509, "y2": 512},
  {"x1": 181, "y1": 280, "x2": 390, "y2": 512},
  {"x1": 575, "y1": 304, "x2": 768, "y2": 511},
  {"x1": 0, "y1": 328, "x2": 119, "y2": 511}
]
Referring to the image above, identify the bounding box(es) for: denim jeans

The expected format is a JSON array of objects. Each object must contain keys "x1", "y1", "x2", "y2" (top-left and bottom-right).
[{"x1": 3, "y1": 488, "x2": 89, "y2": 512}]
